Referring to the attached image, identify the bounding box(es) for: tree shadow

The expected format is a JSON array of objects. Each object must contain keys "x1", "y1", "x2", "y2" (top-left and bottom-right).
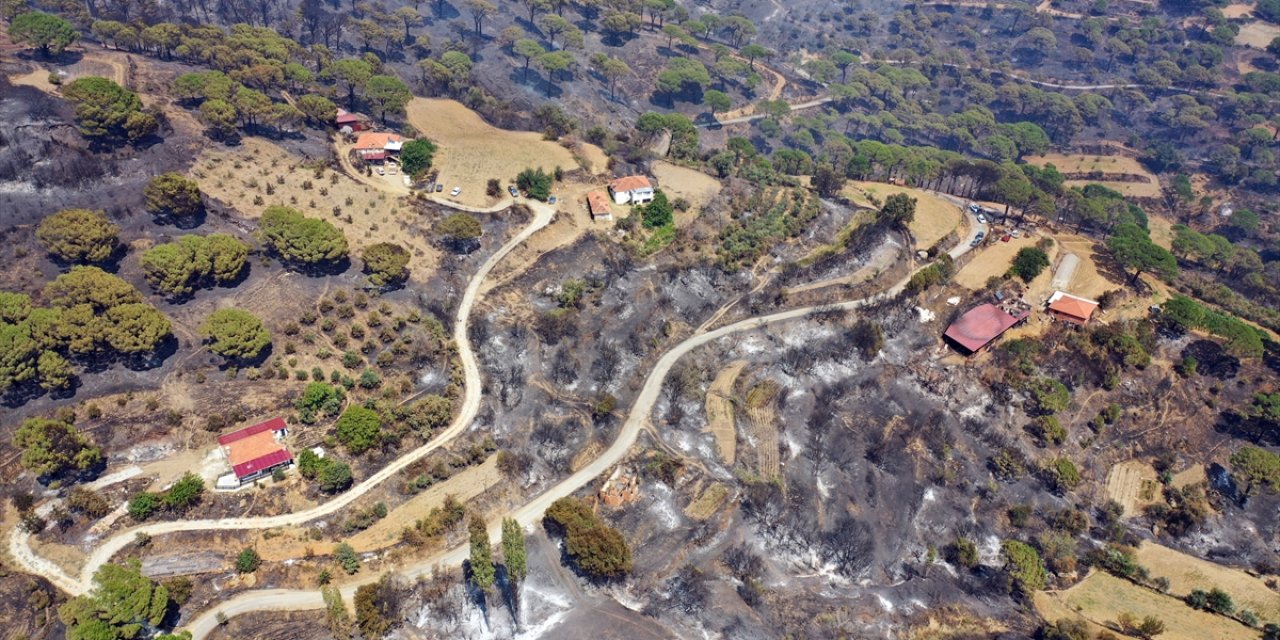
[
  {"x1": 216, "y1": 342, "x2": 274, "y2": 370},
  {"x1": 462, "y1": 559, "x2": 491, "y2": 627},
  {"x1": 282, "y1": 255, "x2": 352, "y2": 277},
  {"x1": 1214, "y1": 411, "x2": 1279, "y2": 447},
  {"x1": 600, "y1": 32, "x2": 637, "y2": 47},
  {"x1": 496, "y1": 564, "x2": 520, "y2": 630},
  {"x1": 151, "y1": 208, "x2": 208, "y2": 230}
]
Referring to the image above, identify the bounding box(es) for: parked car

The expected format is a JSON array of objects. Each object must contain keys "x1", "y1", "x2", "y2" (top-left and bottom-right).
[
  {"x1": 450, "y1": 187, "x2": 462, "y2": 196},
  {"x1": 968, "y1": 203, "x2": 980, "y2": 213},
  {"x1": 376, "y1": 166, "x2": 385, "y2": 176},
  {"x1": 435, "y1": 184, "x2": 444, "y2": 192},
  {"x1": 508, "y1": 185, "x2": 519, "y2": 197},
  {"x1": 548, "y1": 195, "x2": 557, "y2": 204},
  {"x1": 977, "y1": 214, "x2": 987, "y2": 224}
]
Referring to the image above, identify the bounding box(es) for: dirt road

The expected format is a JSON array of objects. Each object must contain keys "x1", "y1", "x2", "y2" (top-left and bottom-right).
[
  {"x1": 179, "y1": 213, "x2": 990, "y2": 638},
  {"x1": 8, "y1": 201, "x2": 558, "y2": 596}
]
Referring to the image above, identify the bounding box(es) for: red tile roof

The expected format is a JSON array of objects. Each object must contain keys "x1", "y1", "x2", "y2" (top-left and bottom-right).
[
  {"x1": 608, "y1": 175, "x2": 652, "y2": 192},
  {"x1": 217, "y1": 417, "x2": 286, "y2": 446},
  {"x1": 354, "y1": 132, "x2": 404, "y2": 151},
  {"x1": 587, "y1": 191, "x2": 613, "y2": 215},
  {"x1": 944, "y1": 304, "x2": 1028, "y2": 353},
  {"x1": 1048, "y1": 294, "x2": 1098, "y2": 322},
  {"x1": 232, "y1": 449, "x2": 293, "y2": 480}
]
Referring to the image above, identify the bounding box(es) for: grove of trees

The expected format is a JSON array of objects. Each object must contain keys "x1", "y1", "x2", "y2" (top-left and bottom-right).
[
  {"x1": 141, "y1": 234, "x2": 249, "y2": 298},
  {"x1": 259, "y1": 205, "x2": 349, "y2": 269},
  {"x1": 36, "y1": 209, "x2": 120, "y2": 264}
]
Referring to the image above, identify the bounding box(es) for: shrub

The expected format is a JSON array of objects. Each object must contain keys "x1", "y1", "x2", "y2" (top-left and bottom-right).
[{"x1": 235, "y1": 547, "x2": 262, "y2": 573}]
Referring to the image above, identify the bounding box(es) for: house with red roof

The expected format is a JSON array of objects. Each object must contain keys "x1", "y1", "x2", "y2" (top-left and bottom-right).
[
  {"x1": 607, "y1": 175, "x2": 655, "y2": 205},
  {"x1": 353, "y1": 132, "x2": 405, "y2": 162},
  {"x1": 587, "y1": 190, "x2": 614, "y2": 221},
  {"x1": 1047, "y1": 291, "x2": 1099, "y2": 326},
  {"x1": 216, "y1": 417, "x2": 292, "y2": 487},
  {"x1": 943, "y1": 303, "x2": 1030, "y2": 355}
]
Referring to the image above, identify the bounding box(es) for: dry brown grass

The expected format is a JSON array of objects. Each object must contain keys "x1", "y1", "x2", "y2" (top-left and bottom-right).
[
  {"x1": 1051, "y1": 235, "x2": 1120, "y2": 300},
  {"x1": 1148, "y1": 215, "x2": 1176, "y2": 251},
  {"x1": 1024, "y1": 154, "x2": 1161, "y2": 198},
  {"x1": 652, "y1": 161, "x2": 722, "y2": 215},
  {"x1": 953, "y1": 235, "x2": 1038, "y2": 289},
  {"x1": 1237, "y1": 20, "x2": 1280, "y2": 48},
  {"x1": 1105, "y1": 460, "x2": 1162, "y2": 517},
  {"x1": 1134, "y1": 542, "x2": 1280, "y2": 625},
  {"x1": 745, "y1": 381, "x2": 780, "y2": 479},
  {"x1": 1063, "y1": 179, "x2": 1162, "y2": 198},
  {"x1": 1034, "y1": 571, "x2": 1259, "y2": 640},
  {"x1": 191, "y1": 137, "x2": 442, "y2": 281},
  {"x1": 844, "y1": 181, "x2": 961, "y2": 249},
  {"x1": 683, "y1": 483, "x2": 729, "y2": 520},
  {"x1": 704, "y1": 361, "x2": 746, "y2": 465},
  {"x1": 1224, "y1": 2, "x2": 1255, "y2": 17},
  {"x1": 403, "y1": 98, "x2": 604, "y2": 208}
]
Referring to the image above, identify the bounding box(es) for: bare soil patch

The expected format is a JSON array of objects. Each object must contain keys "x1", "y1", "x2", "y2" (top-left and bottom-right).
[
  {"x1": 1025, "y1": 154, "x2": 1161, "y2": 197},
  {"x1": 744, "y1": 380, "x2": 780, "y2": 479},
  {"x1": 1051, "y1": 235, "x2": 1120, "y2": 300},
  {"x1": 651, "y1": 161, "x2": 722, "y2": 213},
  {"x1": 1224, "y1": 2, "x2": 1256, "y2": 17},
  {"x1": 404, "y1": 98, "x2": 604, "y2": 208},
  {"x1": 843, "y1": 181, "x2": 961, "y2": 250},
  {"x1": 1134, "y1": 542, "x2": 1280, "y2": 624},
  {"x1": 705, "y1": 360, "x2": 746, "y2": 465},
  {"x1": 1104, "y1": 459, "x2": 1162, "y2": 516},
  {"x1": 1237, "y1": 20, "x2": 1280, "y2": 48},
  {"x1": 1148, "y1": 215, "x2": 1176, "y2": 251},
  {"x1": 1035, "y1": 571, "x2": 1258, "y2": 640},
  {"x1": 1063, "y1": 179, "x2": 1161, "y2": 198}
]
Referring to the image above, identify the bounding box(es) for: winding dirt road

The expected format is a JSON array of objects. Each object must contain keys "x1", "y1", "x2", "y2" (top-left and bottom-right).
[
  {"x1": 178, "y1": 212, "x2": 990, "y2": 638},
  {"x1": 7, "y1": 201, "x2": 558, "y2": 597}
]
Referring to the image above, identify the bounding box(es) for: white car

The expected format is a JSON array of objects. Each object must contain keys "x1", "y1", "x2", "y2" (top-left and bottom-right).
[
  {"x1": 376, "y1": 167, "x2": 385, "y2": 176},
  {"x1": 450, "y1": 187, "x2": 461, "y2": 197}
]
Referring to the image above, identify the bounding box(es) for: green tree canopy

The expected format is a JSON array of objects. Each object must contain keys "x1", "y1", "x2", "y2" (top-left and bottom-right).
[
  {"x1": 468, "y1": 514, "x2": 495, "y2": 591},
  {"x1": 335, "y1": 405, "x2": 382, "y2": 454},
  {"x1": 329, "y1": 58, "x2": 373, "y2": 110},
  {"x1": 1001, "y1": 540, "x2": 1047, "y2": 596},
  {"x1": 36, "y1": 208, "x2": 120, "y2": 264},
  {"x1": 516, "y1": 167, "x2": 553, "y2": 201},
  {"x1": 362, "y1": 242, "x2": 410, "y2": 287},
  {"x1": 296, "y1": 381, "x2": 345, "y2": 423},
  {"x1": 1009, "y1": 247, "x2": 1050, "y2": 282},
  {"x1": 1107, "y1": 223, "x2": 1178, "y2": 285},
  {"x1": 641, "y1": 190, "x2": 674, "y2": 228},
  {"x1": 544, "y1": 496, "x2": 632, "y2": 578},
  {"x1": 501, "y1": 517, "x2": 527, "y2": 583},
  {"x1": 200, "y1": 308, "x2": 271, "y2": 361},
  {"x1": 8, "y1": 11, "x2": 78, "y2": 56},
  {"x1": 62, "y1": 76, "x2": 156, "y2": 143},
  {"x1": 880, "y1": 192, "x2": 917, "y2": 227},
  {"x1": 141, "y1": 234, "x2": 248, "y2": 298},
  {"x1": 399, "y1": 138, "x2": 436, "y2": 177},
  {"x1": 259, "y1": 205, "x2": 349, "y2": 267},
  {"x1": 364, "y1": 75, "x2": 412, "y2": 124},
  {"x1": 58, "y1": 561, "x2": 172, "y2": 640},
  {"x1": 320, "y1": 460, "x2": 353, "y2": 492},
  {"x1": 436, "y1": 213, "x2": 483, "y2": 252},
  {"x1": 144, "y1": 173, "x2": 203, "y2": 219},
  {"x1": 14, "y1": 417, "x2": 103, "y2": 478},
  {"x1": 297, "y1": 94, "x2": 337, "y2": 126},
  {"x1": 44, "y1": 266, "x2": 143, "y2": 311},
  {"x1": 104, "y1": 303, "x2": 172, "y2": 354}
]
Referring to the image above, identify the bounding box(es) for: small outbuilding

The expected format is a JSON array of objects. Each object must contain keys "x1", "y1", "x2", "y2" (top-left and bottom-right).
[
  {"x1": 943, "y1": 303, "x2": 1030, "y2": 355},
  {"x1": 607, "y1": 175, "x2": 655, "y2": 205},
  {"x1": 1047, "y1": 291, "x2": 1099, "y2": 326},
  {"x1": 217, "y1": 417, "x2": 292, "y2": 487},
  {"x1": 335, "y1": 108, "x2": 368, "y2": 131},
  {"x1": 587, "y1": 190, "x2": 614, "y2": 221}
]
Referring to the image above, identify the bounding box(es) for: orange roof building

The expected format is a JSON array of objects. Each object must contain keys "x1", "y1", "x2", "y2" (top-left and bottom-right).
[
  {"x1": 353, "y1": 132, "x2": 405, "y2": 159},
  {"x1": 217, "y1": 418, "x2": 292, "y2": 485},
  {"x1": 1047, "y1": 291, "x2": 1099, "y2": 325},
  {"x1": 586, "y1": 190, "x2": 614, "y2": 221},
  {"x1": 607, "y1": 175, "x2": 655, "y2": 205}
]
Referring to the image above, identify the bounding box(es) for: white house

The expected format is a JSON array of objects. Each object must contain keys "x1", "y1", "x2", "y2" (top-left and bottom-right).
[{"x1": 608, "y1": 175, "x2": 655, "y2": 205}]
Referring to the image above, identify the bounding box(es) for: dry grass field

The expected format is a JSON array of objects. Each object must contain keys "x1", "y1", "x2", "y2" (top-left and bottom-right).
[
  {"x1": 1105, "y1": 460, "x2": 1162, "y2": 516},
  {"x1": 192, "y1": 137, "x2": 443, "y2": 280},
  {"x1": 843, "y1": 181, "x2": 962, "y2": 250},
  {"x1": 1148, "y1": 215, "x2": 1176, "y2": 251},
  {"x1": 1025, "y1": 154, "x2": 1162, "y2": 198},
  {"x1": 1237, "y1": 20, "x2": 1280, "y2": 48},
  {"x1": 652, "y1": 161, "x2": 722, "y2": 213},
  {"x1": 1135, "y1": 542, "x2": 1280, "y2": 625},
  {"x1": 953, "y1": 235, "x2": 1039, "y2": 289},
  {"x1": 684, "y1": 483, "x2": 729, "y2": 520},
  {"x1": 1223, "y1": 2, "x2": 1255, "y2": 17},
  {"x1": 1035, "y1": 571, "x2": 1259, "y2": 640},
  {"x1": 705, "y1": 361, "x2": 746, "y2": 465},
  {"x1": 404, "y1": 98, "x2": 603, "y2": 208},
  {"x1": 1052, "y1": 235, "x2": 1119, "y2": 300}
]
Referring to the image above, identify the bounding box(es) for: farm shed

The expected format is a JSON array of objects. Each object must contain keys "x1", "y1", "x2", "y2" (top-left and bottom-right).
[{"x1": 943, "y1": 303, "x2": 1030, "y2": 354}]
